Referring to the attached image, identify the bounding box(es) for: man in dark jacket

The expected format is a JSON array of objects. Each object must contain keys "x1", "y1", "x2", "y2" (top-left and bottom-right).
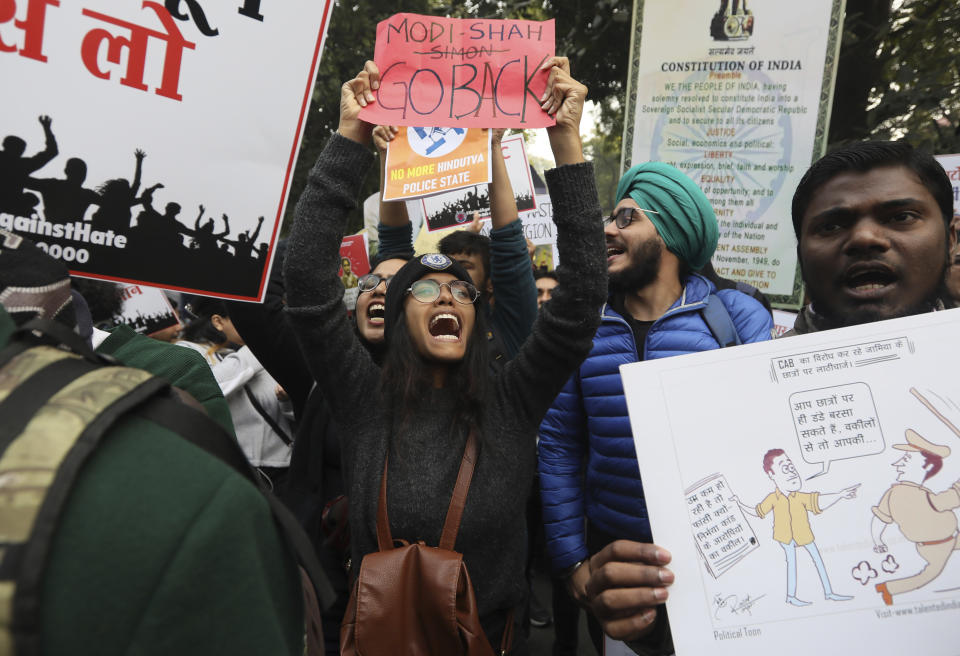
[
  {"x1": 584, "y1": 141, "x2": 955, "y2": 652},
  {"x1": 538, "y1": 161, "x2": 773, "y2": 653}
]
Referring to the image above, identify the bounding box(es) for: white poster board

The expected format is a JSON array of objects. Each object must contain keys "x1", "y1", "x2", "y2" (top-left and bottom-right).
[
  {"x1": 418, "y1": 134, "x2": 537, "y2": 231},
  {"x1": 935, "y1": 154, "x2": 960, "y2": 216},
  {"x1": 621, "y1": 308, "x2": 960, "y2": 655},
  {"x1": 622, "y1": 0, "x2": 845, "y2": 307},
  {"x1": 3, "y1": 0, "x2": 333, "y2": 301},
  {"x1": 113, "y1": 282, "x2": 178, "y2": 335}
]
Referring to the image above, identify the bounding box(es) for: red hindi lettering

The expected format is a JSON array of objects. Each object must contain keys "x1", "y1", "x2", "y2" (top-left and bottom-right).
[
  {"x1": 80, "y1": 1, "x2": 195, "y2": 101},
  {"x1": 0, "y1": 0, "x2": 59, "y2": 62}
]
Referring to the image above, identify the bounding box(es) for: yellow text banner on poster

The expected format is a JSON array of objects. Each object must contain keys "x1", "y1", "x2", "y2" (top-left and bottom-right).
[{"x1": 383, "y1": 128, "x2": 491, "y2": 201}]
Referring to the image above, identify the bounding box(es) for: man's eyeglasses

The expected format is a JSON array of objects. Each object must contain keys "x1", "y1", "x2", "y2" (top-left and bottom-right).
[
  {"x1": 358, "y1": 273, "x2": 393, "y2": 293},
  {"x1": 406, "y1": 279, "x2": 479, "y2": 305},
  {"x1": 603, "y1": 207, "x2": 660, "y2": 230}
]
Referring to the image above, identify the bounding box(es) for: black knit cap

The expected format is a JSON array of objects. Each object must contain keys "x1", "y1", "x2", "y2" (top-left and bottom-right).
[
  {"x1": 383, "y1": 253, "x2": 477, "y2": 340},
  {"x1": 0, "y1": 229, "x2": 76, "y2": 328}
]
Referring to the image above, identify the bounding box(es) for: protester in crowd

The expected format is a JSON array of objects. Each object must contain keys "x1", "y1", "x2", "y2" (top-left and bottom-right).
[
  {"x1": 581, "y1": 140, "x2": 956, "y2": 650},
  {"x1": 946, "y1": 213, "x2": 960, "y2": 306},
  {"x1": 177, "y1": 296, "x2": 295, "y2": 489},
  {"x1": 374, "y1": 122, "x2": 549, "y2": 631},
  {"x1": 373, "y1": 126, "x2": 538, "y2": 364},
  {"x1": 788, "y1": 140, "x2": 954, "y2": 333},
  {"x1": 283, "y1": 57, "x2": 606, "y2": 653},
  {"x1": 70, "y1": 277, "x2": 234, "y2": 435},
  {"x1": 538, "y1": 160, "x2": 774, "y2": 653},
  {"x1": 227, "y1": 243, "x2": 409, "y2": 655},
  {"x1": 535, "y1": 269, "x2": 559, "y2": 308},
  {"x1": 0, "y1": 230, "x2": 306, "y2": 655}
]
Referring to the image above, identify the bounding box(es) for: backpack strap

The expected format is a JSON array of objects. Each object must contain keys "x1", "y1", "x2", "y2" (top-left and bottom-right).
[
  {"x1": 439, "y1": 429, "x2": 478, "y2": 551},
  {"x1": 243, "y1": 385, "x2": 294, "y2": 446},
  {"x1": 0, "y1": 349, "x2": 166, "y2": 656},
  {"x1": 701, "y1": 293, "x2": 742, "y2": 348},
  {"x1": 376, "y1": 429, "x2": 479, "y2": 552}
]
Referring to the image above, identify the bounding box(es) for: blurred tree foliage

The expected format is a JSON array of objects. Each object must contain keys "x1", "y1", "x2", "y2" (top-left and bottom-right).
[
  {"x1": 281, "y1": 0, "x2": 960, "y2": 234},
  {"x1": 830, "y1": 0, "x2": 960, "y2": 152}
]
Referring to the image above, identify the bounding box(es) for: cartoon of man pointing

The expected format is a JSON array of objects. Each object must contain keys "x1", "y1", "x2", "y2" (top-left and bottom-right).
[{"x1": 734, "y1": 449, "x2": 857, "y2": 606}]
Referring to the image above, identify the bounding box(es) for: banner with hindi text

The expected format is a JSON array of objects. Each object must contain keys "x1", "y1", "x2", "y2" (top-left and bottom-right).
[{"x1": 2, "y1": 0, "x2": 334, "y2": 301}]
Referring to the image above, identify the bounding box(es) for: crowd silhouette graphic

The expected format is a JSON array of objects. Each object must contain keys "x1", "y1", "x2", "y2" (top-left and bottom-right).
[
  {"x1": 426, "y1": 184, "x2": 537, "y2": 231},
  {"x1": 123, "y1": 308, "x2": 179, "y2": 335},
  {"x1": 1, "y1": 116, "x2": 269, "y2": 296}
]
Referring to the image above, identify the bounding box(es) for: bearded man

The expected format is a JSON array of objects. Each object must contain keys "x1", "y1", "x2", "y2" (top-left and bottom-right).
[{"x1": 537, "y1": 161, "x2": 773, "y2": 652}]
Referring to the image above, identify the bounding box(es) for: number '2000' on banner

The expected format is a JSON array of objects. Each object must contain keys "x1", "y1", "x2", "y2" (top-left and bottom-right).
[
  {"x1": 3, "y1": 0, "x2": 333, "y2": 301},
  {"x1": 359, "y1": 14, "x2": 556, "y2": 129}
]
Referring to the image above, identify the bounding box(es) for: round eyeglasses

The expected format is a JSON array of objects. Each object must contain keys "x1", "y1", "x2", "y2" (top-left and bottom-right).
[
  {"x1": 358, "y1": 273, "x2": 393, "y2": 293},
  {"x1": 603, "y1": 207, "x2": 660, "y2": 230},
  {"x1": 406, "y1": 279, "x2": 479, "y2": 305}
]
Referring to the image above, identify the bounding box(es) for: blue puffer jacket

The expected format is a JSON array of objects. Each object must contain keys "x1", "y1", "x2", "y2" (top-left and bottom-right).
[{"x1": 538, "y1": 274, "x2": 773, "y2": 571}]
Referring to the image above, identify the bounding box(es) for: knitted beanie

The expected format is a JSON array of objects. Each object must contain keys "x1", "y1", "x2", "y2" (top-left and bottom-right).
[
  {"x1": 383, "y1": 253, "x2": 477, "y2": 340},
  {"x1": 0, "y1": 229, "x2": 76, "y2": 328}
]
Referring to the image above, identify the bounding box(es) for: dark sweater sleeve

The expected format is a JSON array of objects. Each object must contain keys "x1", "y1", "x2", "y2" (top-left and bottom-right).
[
  {"x1": 376, "y1": 221, "x2": 415, "y2": 261},
  {"x1": 282, "y1": 133, "x2": 380, "y2": 423},
  {"x1": 489, "y1": 218, "x2": 537, "y2": 358},
  {"x1": 498, "y1": 162, "x2": 607, "y2": 429}
]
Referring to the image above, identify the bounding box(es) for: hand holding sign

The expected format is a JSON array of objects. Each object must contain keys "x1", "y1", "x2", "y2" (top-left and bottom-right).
[
  {"x1": 372, "y1": 124, "x2": 400, "y2": 155},
  {"x1": 540, "y1": 57, "x2": 587, "y2": 166},
  {"x1": 585, "y1": 541, "x2": 674, "y2": 642},
  {"x1": 360, "y1": 14, "x2": 555, "y2": 129},
  {"x1": 339, "y1": 61, "x2": 380, "y2": 145}
]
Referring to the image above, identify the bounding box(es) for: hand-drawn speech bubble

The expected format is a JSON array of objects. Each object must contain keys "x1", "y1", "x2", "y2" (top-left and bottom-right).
[{"x1": 789, "y1": 382, "x2": 885, "y2": 477}]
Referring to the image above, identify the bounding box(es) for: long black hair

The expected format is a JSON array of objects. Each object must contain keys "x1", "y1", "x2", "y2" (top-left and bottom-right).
[
  {"x1": 378, "y1": 296, "x2": 490, "y2": 437},
  {"x1": 180, "y1": 296, "x2": 232, "y2": 347}
]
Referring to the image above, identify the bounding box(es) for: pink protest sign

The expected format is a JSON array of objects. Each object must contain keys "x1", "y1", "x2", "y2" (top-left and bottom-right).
[{"x1": 359, "y1": 14, "x2": 555, "y2": 129}]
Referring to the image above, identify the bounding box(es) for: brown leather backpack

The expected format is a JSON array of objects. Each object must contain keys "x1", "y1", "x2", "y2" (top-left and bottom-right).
[{"x1": 340, "y1": 431, "x2": 513, "y2": 656}]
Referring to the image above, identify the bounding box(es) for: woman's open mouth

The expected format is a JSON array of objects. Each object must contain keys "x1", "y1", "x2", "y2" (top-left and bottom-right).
[
  {"x1": 429, "y1": 313, "x2": 461, "y2": 342},
  {"x1": 367, "y1": 302, "x2": 384, "y2": 325}
]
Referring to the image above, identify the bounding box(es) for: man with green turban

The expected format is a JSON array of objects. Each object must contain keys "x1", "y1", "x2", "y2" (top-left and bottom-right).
[{"x1": 538, "y1": 161, "x2": 774, "y2": 654}]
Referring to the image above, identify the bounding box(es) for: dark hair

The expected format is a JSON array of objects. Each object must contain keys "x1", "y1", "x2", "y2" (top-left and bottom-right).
[
  {"x1": 920, "y1": 450, "x2": 944, "y2": 482},
  {"x1": 792, "y1": 141, "x2": 953, "y2": 241},
  {"x1": 438, "y1": 231, "x2": 491, "y2": 284},
  {"x1": 534, "y1": 269, "x2": 557, "y2": 282},
  {"x1": 379, "y1": 295, "x2": 490, "y2": 435},
  {"x1": 762, "y1": 448, "x2": 785, "y2": 475},
  {"x1": 180, "y1": 296, "x2": 230, "y2": 345},
  {"x1": 70, "y1": 278, "x2": 125, "y2": 325}
]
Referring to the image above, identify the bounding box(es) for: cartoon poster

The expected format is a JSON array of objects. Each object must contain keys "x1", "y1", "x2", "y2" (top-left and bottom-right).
[
  {"x1": 382, "y1": 127, "x2": 491, "y2": 201},
  {"x1": 339, "y1": 233, "x2": 370, "y2": 311},
  {"x1": 419, "y1": 134, "x2": 536, "y2": 231},
  {"x1": 359, "y1": 14, "x2": 555, "y2": 129},
  {"x1": 112, "y1": 282, "x2": 179, "y2": 336},
  {"x1": 621, "y1": 308, "x2": 960, "y2": 655},
  {"x1": 3, "y1": 1, "x2": 334, "y2": 301},
  {"x1": 622, "y1": 0, "x2": 845, "y2": 308}
]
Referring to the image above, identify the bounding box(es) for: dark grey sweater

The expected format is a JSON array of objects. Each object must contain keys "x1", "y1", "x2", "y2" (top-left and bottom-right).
[{"x1": 283, "y1": 132, "x2": 607, "y2": 643}]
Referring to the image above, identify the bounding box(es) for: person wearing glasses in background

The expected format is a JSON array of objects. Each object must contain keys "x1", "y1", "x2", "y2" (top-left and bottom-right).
[
  {"x1": 537, "y1": 162, "x2": 773, "y2": 654},
  {"x1": 283, "y1": 57, "x2": 608, "y2": 654}
]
